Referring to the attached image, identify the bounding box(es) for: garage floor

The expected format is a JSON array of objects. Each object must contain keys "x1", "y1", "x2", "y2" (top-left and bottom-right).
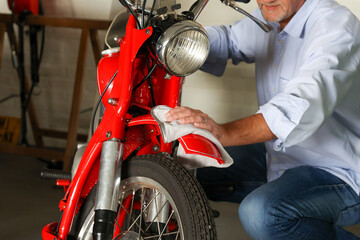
[{"x1": 1, "y1": 152, "x2": 359, "y2": 240}]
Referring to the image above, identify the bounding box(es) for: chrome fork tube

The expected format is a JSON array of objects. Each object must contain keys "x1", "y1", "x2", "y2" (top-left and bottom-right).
[{"x1": 93, "y1": 139, "x2": 123, "y2": 240}]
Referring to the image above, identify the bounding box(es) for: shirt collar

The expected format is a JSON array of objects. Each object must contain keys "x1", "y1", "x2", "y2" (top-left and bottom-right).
[{"x1": 282, "y1": 0, "x2": 320, "y2": 38}]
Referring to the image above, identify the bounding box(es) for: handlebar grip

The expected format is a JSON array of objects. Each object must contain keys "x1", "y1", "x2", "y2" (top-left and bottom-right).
[{"x1": 235, "y1": 0, "x2": 250, "y2": 3}]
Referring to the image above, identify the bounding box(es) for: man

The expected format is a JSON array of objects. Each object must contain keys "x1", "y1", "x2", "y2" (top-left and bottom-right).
[{"x1": 166, "y1": 0, "x2": 360, "y2": 239}]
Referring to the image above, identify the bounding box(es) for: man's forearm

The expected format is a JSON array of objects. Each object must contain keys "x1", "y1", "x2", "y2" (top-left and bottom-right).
[{"x1": 220, "y1": 114, "x2": 276, "y2": 146}]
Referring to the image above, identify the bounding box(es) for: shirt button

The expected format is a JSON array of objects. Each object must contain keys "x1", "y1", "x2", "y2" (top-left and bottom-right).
[
  {"x1": 272, "y1": 88, "x2": 275, "y2": 93},
  {"x1": 279, "y1": 170, "x2": 284, "y2": 175},
  {"x1": 273, "y1": 157, "x2": 277, "y2": 161},
  {"x1": 278, "y1": 39, "x2": 282, "y2": 44},
  {"x1": 274, "y1": 64, "x2": 277, "y2": 69}
]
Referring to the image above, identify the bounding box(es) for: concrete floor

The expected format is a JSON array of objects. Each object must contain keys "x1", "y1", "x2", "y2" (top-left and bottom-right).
[{"x1": 1, "y1": 152, "x2": 360, "y2": 240}]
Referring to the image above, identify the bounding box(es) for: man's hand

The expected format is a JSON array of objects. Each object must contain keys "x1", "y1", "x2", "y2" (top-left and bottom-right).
[
  {"x1": 165, "y1": 106, "x2": 227, "y2": 143},
  {"x1": 165, "y1": 106, "x2": 277, "y2": 146}
]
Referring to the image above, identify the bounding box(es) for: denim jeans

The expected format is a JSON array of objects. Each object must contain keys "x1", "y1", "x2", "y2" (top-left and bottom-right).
[{"x1": 196, "y1": 144, "x2": 360, "y2": 240}]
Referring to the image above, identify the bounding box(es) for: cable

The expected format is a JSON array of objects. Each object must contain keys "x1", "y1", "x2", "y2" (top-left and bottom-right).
[
  {"x1": 119, "y1": 0, "x2": 141, "y2": 28},
  {"x1": 0, "y1": 94, "x2": 20, "y2": 104},
  {"x1": 145, "y1": 0, "x2": 156, "y2": 27},
  {"x1": 141, "y1": 0, "x2": 147, "y2": 29},
  {"x1": 132, "y1": 63, "x2": 157, "y2": 92},
  {"x1": 145, "y1": 54, "x2": 156, "y2": 106},
  {"x1": 38, "y1": 0, "x2": 45, "y2": 65},
  {"x1": 91, "y1": 70, "x2": 118, "y2": 136}
]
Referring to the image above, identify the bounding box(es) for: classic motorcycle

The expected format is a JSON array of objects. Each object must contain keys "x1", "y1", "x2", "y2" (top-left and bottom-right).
[{"x1": 41, "y1": 0, "x2": 269, "y2": 239}]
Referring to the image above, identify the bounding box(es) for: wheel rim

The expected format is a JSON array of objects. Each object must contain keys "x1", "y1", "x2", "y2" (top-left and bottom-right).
[{"x1": 77, "y1": 176, "x2": 185, "y2": 240}]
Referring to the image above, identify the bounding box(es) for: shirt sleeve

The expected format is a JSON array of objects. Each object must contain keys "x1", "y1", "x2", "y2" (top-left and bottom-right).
[
  {"x1": 200, "y1": 11, "x2": 260, "y2": 76},
  {"x1": 258, "y1": 21, "x2": 360, "y2": 150}
]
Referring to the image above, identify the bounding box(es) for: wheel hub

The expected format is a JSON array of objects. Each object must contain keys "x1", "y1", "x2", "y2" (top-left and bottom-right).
[{"x1": 114, "y1": 231, "x2": 143, "y2": 240}]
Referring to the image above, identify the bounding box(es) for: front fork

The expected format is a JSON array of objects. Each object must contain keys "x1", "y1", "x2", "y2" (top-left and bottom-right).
[{"x1": 93, "y1": 139, "x2": 124, "y2": 240}]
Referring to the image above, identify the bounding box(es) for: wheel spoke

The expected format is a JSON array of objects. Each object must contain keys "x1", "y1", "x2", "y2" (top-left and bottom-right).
[
  {"x1": 126, "y1": 188, "x2": 160, "y2": 232},
  {"x1": 116, "y1": 184, "x2": 183, "y2": 239},
  {"x1": 144, "y1": 198, "x2": 169, "y2": 232},
  {"x1": 118, "y1": 194, "x2": 144, "y2": 234},
  {"x1": 158, "y1": 210, "x2": 174, "y2": 240},
  {"x1": 115, "y1": 193, "x2": 126, "y2": 234},
  {"x1": 138, "y1": 187, "x2": 145, "y2": 236},
  {"x1": 175, "y1": 229, "x2": 180, "y2": 240},
  {"x1": 142, "y1": 230, "x2": 181, "y2": 239},
  {"x1": 74, "y1": 156, "x2": 216, "y2": 240},
  {"x1": 127, "y1": 190, "x2": 136, "y2": 228},
  {"x1": 154, "y1": 191, "x2": 161, "y2": 235}
]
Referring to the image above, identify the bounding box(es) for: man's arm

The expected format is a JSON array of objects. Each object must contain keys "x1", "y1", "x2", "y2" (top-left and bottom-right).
[
  {"x1": 165, "y1": 107, "x2": 276, "y2": 146},
  {"x1": 219, "y1": 114, "x2": 276, "y2": 146}
]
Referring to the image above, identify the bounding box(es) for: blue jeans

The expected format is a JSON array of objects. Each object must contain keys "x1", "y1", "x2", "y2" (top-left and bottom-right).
[{"x1": 196, "y1": 144, "x2": 360, "y2": 240}]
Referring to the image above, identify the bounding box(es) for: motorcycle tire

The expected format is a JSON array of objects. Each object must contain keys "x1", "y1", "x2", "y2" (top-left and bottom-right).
[{"x1": 68, "y1": 154, "x2": 217, "y2": 240}]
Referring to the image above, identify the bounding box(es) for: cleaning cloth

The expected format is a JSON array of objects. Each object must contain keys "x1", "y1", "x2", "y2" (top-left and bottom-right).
[{"x1": 151, "y1": 105, "x2": 233, "y2": 169}]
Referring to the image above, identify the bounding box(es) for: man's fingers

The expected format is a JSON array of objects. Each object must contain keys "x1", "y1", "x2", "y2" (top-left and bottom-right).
[
  {"x1": 177, "y1": 115, "x2": 204, "y2": 124},
  {"x1": 165, "y1": 106, "x2": 202, "y2": 122}
]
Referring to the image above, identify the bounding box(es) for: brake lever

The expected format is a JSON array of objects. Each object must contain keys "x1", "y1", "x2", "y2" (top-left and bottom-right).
[{"x1": 221, "y1": 0, "x2": 271, "y2": 32}]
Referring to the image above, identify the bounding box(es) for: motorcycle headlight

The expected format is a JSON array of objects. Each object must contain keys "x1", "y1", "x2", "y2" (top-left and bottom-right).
[{"x1": 156, "y1": 20, "x2": 209, "y2": 76}]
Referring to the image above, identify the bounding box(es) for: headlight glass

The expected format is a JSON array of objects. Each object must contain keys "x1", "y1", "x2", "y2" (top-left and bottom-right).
[{"x1": 156, "y1": 21, "x2": 209, "y2": 76}]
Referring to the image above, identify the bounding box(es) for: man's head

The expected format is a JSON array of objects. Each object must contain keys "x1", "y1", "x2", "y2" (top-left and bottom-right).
[{"x1": 257, "y1": 0, "x2": 306, "y2": 29}]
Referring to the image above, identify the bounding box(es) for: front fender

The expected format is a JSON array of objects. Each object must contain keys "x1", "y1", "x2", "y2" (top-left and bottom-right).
[
  {"x1": 177, "y1": 134, "x2": 225, "y2": 169},
  {"x1": 178, "y1": 134, "x2": 224, "y2": 164},
  {"x1": 129, "y1": 114, "x2": 225, "y2": 169}
]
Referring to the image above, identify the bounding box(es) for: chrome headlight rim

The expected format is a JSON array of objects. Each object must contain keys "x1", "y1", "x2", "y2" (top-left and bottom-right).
[{"x1": 156, "y1": 20, "x2": 209, "y2": 77}]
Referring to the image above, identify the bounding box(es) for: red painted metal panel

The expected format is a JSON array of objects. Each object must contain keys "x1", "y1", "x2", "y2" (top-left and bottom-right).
[
  {"x1": 179, "y1": 134, "x2": 225, "y2": 164},
  {"x1": 7, "y1": 0, "x2": 39, "y2": 15}
]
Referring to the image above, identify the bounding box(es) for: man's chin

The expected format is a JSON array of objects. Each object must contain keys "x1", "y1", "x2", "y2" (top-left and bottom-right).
[{"x1": 261, "y1": 13, "x2": 284, "y2": 23}]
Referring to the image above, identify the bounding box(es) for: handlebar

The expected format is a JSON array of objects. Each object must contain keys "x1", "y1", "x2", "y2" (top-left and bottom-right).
[
  {"x1": 221, "y1": 0, "x2": 271, "y2": 32},
  {"x1": 190, "y1": 0, "x2": 209, "y2": 20}
]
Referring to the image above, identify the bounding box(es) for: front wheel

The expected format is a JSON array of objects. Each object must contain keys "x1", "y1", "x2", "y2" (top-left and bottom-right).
[{"x1": 70, "y1": 154, "x2": 217, "y2": 240}]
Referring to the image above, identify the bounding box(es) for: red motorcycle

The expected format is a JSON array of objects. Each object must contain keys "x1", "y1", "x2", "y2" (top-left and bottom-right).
[
  {"x1": 42, "y1": 0, "x2": 219, "y2": 239},
  {"x1": 41, "y1": 0, "x2": 269, "y2": 239}
]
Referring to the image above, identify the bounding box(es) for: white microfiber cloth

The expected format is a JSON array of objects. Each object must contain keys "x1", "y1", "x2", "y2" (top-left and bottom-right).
[{"x1": 151, "y1": 105, "x2": 233, "y2": 169}]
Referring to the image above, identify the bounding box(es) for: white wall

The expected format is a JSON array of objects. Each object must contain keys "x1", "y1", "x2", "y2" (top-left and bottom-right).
[{"x1": 0, "y1": 0, "x2": 359, "y2": 147}]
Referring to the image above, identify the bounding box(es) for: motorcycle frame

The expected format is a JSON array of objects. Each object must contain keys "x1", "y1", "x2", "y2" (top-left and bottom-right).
[
  {"x1": 43, "y1": 12, "x2": 223, "y2": 240},
  {"x1": 42, "y1": 14, "x2": 182, "y2": 240}
]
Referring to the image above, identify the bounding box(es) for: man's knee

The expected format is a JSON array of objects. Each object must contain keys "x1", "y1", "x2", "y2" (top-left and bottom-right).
[
  {"x1": 238, "y1": 185, "x2": 301, "y2": 239},
  {"x1": 238, "y1": 188, "x2": 273, "y2": 239}
]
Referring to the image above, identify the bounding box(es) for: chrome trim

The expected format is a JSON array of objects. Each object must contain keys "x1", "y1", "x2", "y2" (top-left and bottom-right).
[
  {"x1": 95, "y1": 140, "x2": 123, "y2": 211},
  {"x1": 155, "y1": 20, "x2": 208, "y2": 76},
  {"x1": 101, "y1": 47, "x2": 120, "y2": 57},
  {"x1": 111, "y1": 143, "x2": 124, "y2": 211},
  {"x1": 77, "y1": 208, "x2": 94, "y2": 240}
]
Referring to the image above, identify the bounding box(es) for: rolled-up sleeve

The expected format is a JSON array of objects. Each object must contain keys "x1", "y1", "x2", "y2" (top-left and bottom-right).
[{"x1": 258, "y1": 25, "x2": 360, "y2": 150}]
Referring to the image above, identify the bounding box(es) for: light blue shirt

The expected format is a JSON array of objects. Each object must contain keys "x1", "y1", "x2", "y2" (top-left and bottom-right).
[{"x1": 201, "y1": 0, "x2": 360, "y2": 194}]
